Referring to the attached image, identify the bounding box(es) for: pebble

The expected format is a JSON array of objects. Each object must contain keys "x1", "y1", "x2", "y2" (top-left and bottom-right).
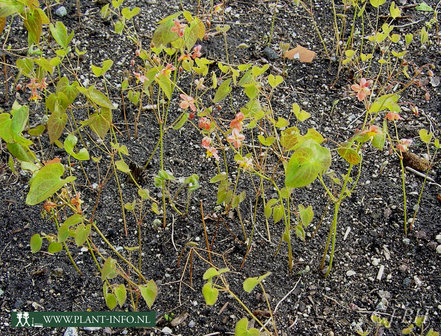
[
  {"x1": 437, "y1": 245, "x2": 441, "y2": 254},
  {"x1": 263, "y1": 46, "x2": 279, "y2": 61},
  {"x1": 0, "y1": 289, "x2": 3, "y2": 296},
  {"x1": 161, "y1": 327, "x2": 172, "y2": 334},
  {"x1": 83, "y1": 327, "x2": 101, "y2": 331},
  {"x1": 414, "y1": 276, "x2": 422, "y2": 286},
  {"x1": 403, "y1": 278, "x2": 411, "y2": 287},
  {"x1": 371, "y1": 258, "x2": 381, "y2": 266},
  {"x1": 346, "y1": 270, "x2": 356, "y2": 277},
  {"x1": 402, "y1": 238, "x2": 410, "y2": 245},
  {"x1": 188, "y1": 320, "x2": 195, "y2": 328},
  {"x1": 436, "y1": 234, "x2": 441, "y2": 243},
  {"x1": 55, "y1": 6, "x2": 68, "y2": 17},
  {"x1": 64, "y1": 327, "x2": 78, "y2": 336}
]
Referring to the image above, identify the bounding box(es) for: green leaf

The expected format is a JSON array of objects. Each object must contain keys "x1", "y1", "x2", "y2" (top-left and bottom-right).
[
  {"x1": 285, "y1": 140, "x2": 331, "y2": 188},
  {"x1": 64, "y1": 134, "x2": 89, "y2": 161},
  {"x1": 251, "y1": 64, "x2": 269, "y2": 77},
  {"x1": 213, "y1": 78, "x2": 232, "y2": 103},
  {"x1": 154, "y1": 73, "x2": 173, "y2": 100},
  {"x1": 30, "y1": 233, "x2": 42, "y2": 253},
  {"x1": 268, "y1": 74, "x2": 283, "y2": 88},
  {"x1": 338, "y1": 145, "x2": 361, "y2": 165},
  {"x1": 389, "y1": 2, "x2": 401, "y2": 18},
  {"x1": 121, "y1": 7, "x2": 140, "y2": 20},
  {"x1": 304, "y1": 128, "x2": 324, "y2": 144},
  {"x1": 258, "y1": 135, "x2": 275, "y2": 146},
  {"x1": 139, "y1": 280, "x2": 157, "y2": 308},
  {"x1": 114, "y1": 20, "x2": 124, "y2": 34},
  {"x1": 28, "y1": 124, "x2": 45, "y2": 136},
  {"x1": 152, "y1": 15, "x2": 180, "y2": 47},
  {"x1": 0, "y1": 113, "x2": 13, "y2": 143},
  {"x1": 368, "y1": 94, "x2": 400, "y2": 114},
  {"x1": 57, "y1": 224, "x2": 71, "y2": 243},
  {"x1": 80, "y1": 107, "x2": 112, "y2": 139},
  {"x1": 243, "y1": 272, "x2": 271, "y2": 293},
  {"x1": 24, "y1": 8, "x2": 43, "y2": 45},
  {"x1": 74, "y1": 224, "x2": 91, "y2": 247},
  {"x1": 416, "y1": 2, "x2": 433, "y2": 11},
  {"x1": 273, "y1": 204, "x2": 284, "y2": 223},
  {"x1": 372, "y1": 124, "x2": 386, "y2": 150},
  {"x1": 210, "y1": 173, "x2": 227, "y2": 183},
  {"x1": 173, "y1": 113, "x2": 189, "y2": 130},
  {"x1": 105, "y1": 293, "x2": 117, "y2": 310},
  {"x1": 275, "y1": 117, "x2": 289, "y2": 128},
  {"x1": 11, "y1": 104, "x2": 29, "y2": 138},
  {"x1": 235, "y1": 318, "x2": 260, "y2": 336},
  {"x1": 203, "y1": 267, "x2": 220, "y2": 280},
  {"x1": 295, "y1": 224, "x2": 305, "y2": 241},
  {"x1": 419, "y1": 129, "x2": 432, "y2": 144},
  {"x1": 47, "y1": 103, "x2": 67, "y2": 144},
  {"x1": 115, "y1": 160, "x2": 131, "y2": 173},
  {"x1": 202, "y1": 282, "x2": 219, "y2": 305},
  {"x1": 0, "y1": 2, "x2": 23, "y2": 17},
  {"x1": 26, "y1": 163, "x2": 76, "y2": 205},
  {"x1": 293, "y1": 103, "x2": 310, "y2": 122},
  {"x1": 280, "y1": 127, "x2": 301, "y2": 150},
  {"x1": 298, "y1": 204, "x2": 313, "y2": 227},
  {"x1": 138, "y1": 188, "x2": 149, "y2": 199},
  {"x1": 370, "y1": 0, "x2": 386, "y2": 8},
  {"x1": 48, "y1": 242, "x2": 63, "y2": 254},
  {"x1": 101, "y1": 257, "x2": 118, "y2": 281},
  {"x1": 49, "y1": 21, "x2": 73, "y2": 49},
  {"x1": 82, "y1": 86, "x2": 115, "y2": 109},
  {"x1": 7, "y1": 143, "x2": 34, "y2": 162},
  {"x1": 114, "y1": 284, "x2": 127, "y2": 308},
  {"x1": 184, "y1": 20, "x2": 199, "y2": 50},
  {"x1": 16, "y1": 58, "x2": 34, "y2": 77},
  {"x1": 264, "y1": 203, "x2": 272, "y2": 219}
]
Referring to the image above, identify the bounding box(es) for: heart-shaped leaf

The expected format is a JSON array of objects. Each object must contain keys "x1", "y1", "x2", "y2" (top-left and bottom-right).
[
  {"x1": 243, "y1": 272, "x2": 271, "y2": 293},
  {"x1": 139, "y1": 280, "x2": 157, "y2": 309},
  {"x1": 26, "y1": 162, "x2": 76, "y2": 205},
  {"x1": 30, "y1": 233, "x2": 42, "y2": 253},
  {"x1": 114, "y1": 284, "x2": 127, "y2": 308},
  {"x1": 285, "y1": 140, "x2": 331, "y2": 188},
  {"x1": 268, "y1": 74, "x2": 283, "y2": 88},
  {"x1": 202, "y1": 282, "x2": 218, "y2": 305}
]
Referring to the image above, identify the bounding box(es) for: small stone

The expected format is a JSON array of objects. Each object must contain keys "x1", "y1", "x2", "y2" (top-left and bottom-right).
[
  {"x1": 64, "y1": 327, "x2": 78, "y2": 336},
  {"x1": 188, "y1": 320, "x2": 195, "y2": 328},
  {"x1": 430, "y1": 76, "x2": 440, "y2": 87},
  {"x1": 161, "y1": 327, "x2": 172, "y2": 334},
  {"x1": 372, "y1": 258, "x2": 381, "y2": 266},
  {"x1": 398, "y1": 264, "x2": 408, "y2": 273},
  {"x1": 55, "y1": 6, "x2": 67, "y2": 17},
  {"x1": 414, "y1": 276, "x2": 422, "y2": 286},
  {"x1": 346, "y1": 270, "x2": 356, "y2": 277},
  {"x1": 0, "y1": 288, "x2": 3, "y2": 296},
  {"x1": 403, "y1": 277, "x2": 412, "y2": 287},
  {"x1": 376, "y1": 265, "x2": 385, "y2": 281},
  {"x1": 83, "y1": 327, "x2": 101, "y2": 331},
  {"x1": 53, "y1": 267, "x2": 64, "y2": 276},
  {"x1": 436, "y1": 234, "x2": 441, "y2": 243},
  {"x1": 437, "y1": 245, "x2": 441, "y2": 254},
  {"x1": 402, "y1": 238, "x2": 410, "y2": 245},
  {"x1": 263, "y1": 47, "x2": 279, "y2": 61}
]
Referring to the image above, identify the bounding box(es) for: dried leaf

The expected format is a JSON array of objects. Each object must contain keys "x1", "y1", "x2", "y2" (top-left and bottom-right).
[{"x1": 284, "y1": 45, "x2": 316, "y2": 63}]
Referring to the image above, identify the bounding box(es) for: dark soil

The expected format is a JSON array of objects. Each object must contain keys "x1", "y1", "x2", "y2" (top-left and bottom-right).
[{"x1": 1, "y1": 0, "x2": 440, "y2": 335}]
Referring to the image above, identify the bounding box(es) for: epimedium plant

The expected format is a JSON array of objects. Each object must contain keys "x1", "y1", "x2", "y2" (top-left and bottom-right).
[
  {"x1": 1, "y1": 0, "x2": 440, "y2": 333},
  {"x1": 1, "y1": 0, "x2": 159, "y2": 312}
]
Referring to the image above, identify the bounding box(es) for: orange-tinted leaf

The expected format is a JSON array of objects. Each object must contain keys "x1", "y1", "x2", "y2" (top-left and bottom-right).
[{"x1": 284, "y1": 45, "x2": 316, "y2": 63}]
